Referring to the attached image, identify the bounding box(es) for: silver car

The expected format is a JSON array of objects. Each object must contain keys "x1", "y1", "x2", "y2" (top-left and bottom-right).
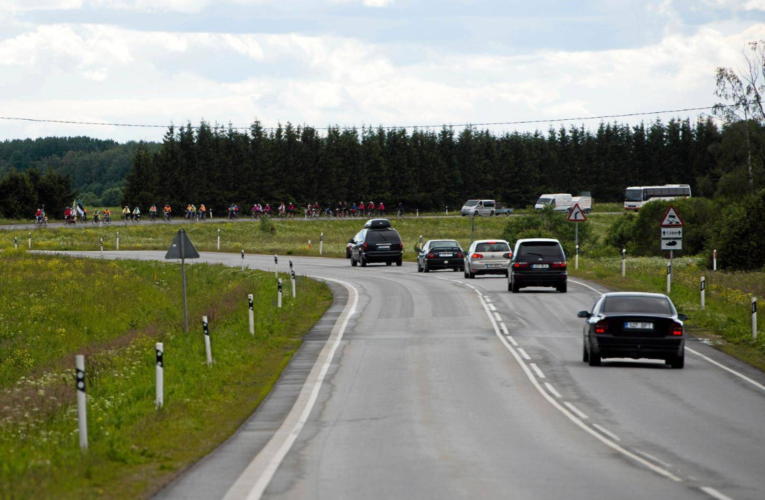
[{"x1": 464, "y1": 239, "x2": 512, "y2": 279}]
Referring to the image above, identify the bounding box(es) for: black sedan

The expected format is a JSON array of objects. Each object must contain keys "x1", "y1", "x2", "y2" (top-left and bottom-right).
[
  {"x1": 578, "y1": 292, "x2": 687, "y2": 369},
  {"x1": 417, "y1": 240, "x2": 464, "y2": 273}
]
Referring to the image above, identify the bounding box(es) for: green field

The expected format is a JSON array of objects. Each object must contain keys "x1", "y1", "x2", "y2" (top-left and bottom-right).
[{"x1": 0, "y1": 251, "x2": 332, "y2": 500}]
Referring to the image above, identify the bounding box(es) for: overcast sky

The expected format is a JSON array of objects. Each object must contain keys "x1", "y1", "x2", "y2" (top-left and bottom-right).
[{"x1": 0, "y1": 0, "x2": 763, "y2": 142}]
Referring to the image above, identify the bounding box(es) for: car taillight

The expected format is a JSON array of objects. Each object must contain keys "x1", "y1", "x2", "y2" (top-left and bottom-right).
[
  {"x1": 427, "y1": 253, "x2": 435, "y2": 258},
  {"x1": 399, "y1": 241, "x2": 404, "y2": 250},
  {"x1": 595, "y1": 320, "x2": 608, "y2": 334},
  {"x1": 472, "y1": 253, "x2": 484, "y2": 259},
  {"x1": 503, "y1": 253, "x2": 512, "y2": 259},
  {"x1": 458, "y1": 253, "x2": 464, "y2": 259},
  {"x1": 513, "y1": 262, "x2": 529, "y2": 268},
  {"x1": 551, "y1": 261, "x2": 567, "y2": 269},
  {"x1": 670, "y1": 322, "x2": 683, "y2": 336},
  {"x1": 362, "y1": 242, "x2": 368, "y2": 251}
]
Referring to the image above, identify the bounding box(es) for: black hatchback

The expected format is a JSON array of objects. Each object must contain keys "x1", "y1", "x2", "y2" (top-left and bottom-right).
[
  {"x1": 508, "y1": 238, "x2": 568, "y2": 293},
  {"x1": 350, "y1": 224, "x2": 404, "y2": 267}
]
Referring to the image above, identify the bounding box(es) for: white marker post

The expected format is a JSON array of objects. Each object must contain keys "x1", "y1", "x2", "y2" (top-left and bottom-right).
[
  {"x1": 100, "y1": 237, "x2": 104, "y2": 258},
  {"x1": 666, "y1": 262, "x2": 671, "y2": 294},
  {"x1": 116, "y1": 231, "x2": 120, "y2": 250},
  {"x1": 217, "y1": 229, "x2": 221, "y2": 251},
  {"x1": 713, "y1": 249, "x2": 717, "y2": 272},
  {"x1": 753, "y1": 297, "x2": 758, "y2": 340},
  {"x1": 248, "y1": 294, "x2": 255, "y2": 335},
  {"x1": 75, "y1": 355, "x2": 88, "y2": 450},
  {"x1": 28, "y1": 232, "x2": 31, "y2": 249},
  {"x1": 278, "y1": 279, "x2": 283, "y2": 308},
  {"x1": 417, "y1": 209, "x2": 419, "y2": 218},
  {"x1": 701, "y1": 276, "x2": 706, "y2": 310},
  {"x1": 14, "y1": 237, "x2": 18, "y2": 250},
  {"x1": 291, "y1": 270, "x2": 296, "y2": 298},
  {"x1": 203, "y1": 316, "x2": 212, "y2": 366},
  {"x1": 155, "y1": 343, "x2": 164, "y2": 409},
  {"x1": 241, "y1": 250, "x2": 245, "y2": 271},
  {"x1": 621, "y1": 248, "x2": 626, "y2": 277},
  {"x1": 274, "y1": 254, "x2": 278, "y2": 278},
  {"x1": 320, "y1": 233, "x2": 324, "y2": 255}
]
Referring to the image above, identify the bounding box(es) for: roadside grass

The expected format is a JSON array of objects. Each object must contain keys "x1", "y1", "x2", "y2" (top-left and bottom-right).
[
  {"x1": 571, "y1": 256, "x2": 765, "y2": 371},
  {"x1": 0, "y1": 251, "x2": 332, "y2": 500},
  {"x1": 0, "y1": 214, "x2": 620, "y2": 262}
]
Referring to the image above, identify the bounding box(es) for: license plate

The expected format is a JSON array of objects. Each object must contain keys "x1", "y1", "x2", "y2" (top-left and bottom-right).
[
  {"x1": 625, "y1": 322, "x2": 653, "y2": 330},
  {"x1": 487, "y1": 264, "x2": 502, "y2": 269},
  {"x1": 378, "y1": 246, "x2": 390, "y2": 250},
  {"x1": 532, "y1": 264, "x2": 549, "y2": 269},
  {"x1": 440, "y1": 253, "x2": 453, "y2": 257}
]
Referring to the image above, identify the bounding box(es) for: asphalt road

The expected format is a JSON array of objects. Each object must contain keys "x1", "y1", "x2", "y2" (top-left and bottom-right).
[{"x1": 65, "y1": 251, "x2": 765, "y2": 500}]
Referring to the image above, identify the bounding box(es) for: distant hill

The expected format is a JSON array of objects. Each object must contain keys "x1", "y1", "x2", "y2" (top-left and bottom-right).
[{"x1": 0, "y1": 137, "x2": 159, "y2": 206}]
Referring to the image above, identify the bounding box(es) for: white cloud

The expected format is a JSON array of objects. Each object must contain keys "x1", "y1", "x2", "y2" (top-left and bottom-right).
[
  {"x1": 332, "y1": 0, "x2": 394, "y2": 8},
  {"x1": 704, "y1": 0, "x2": 765, "y2": 11}
]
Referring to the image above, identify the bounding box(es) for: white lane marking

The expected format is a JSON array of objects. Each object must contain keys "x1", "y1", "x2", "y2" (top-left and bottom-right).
[
  {"x1": 573, "y1": 277, "x2": 765, "y2": 396},
  {"x1": 593, "y1": 424, "x2": 620, "y2": 442},
  {"x1": 485, "y1": 298, "x2": 492, "y2": 303},
  {"x1": 466, "y1": 285, "x2": 476, "y2": 289},
  {"x1": 493, "y1": 312, "x2": 502, "y2": 321},
  {"x1": 500, "y1": 323, "x2": 509, "y2": 335},
  {"x1": 564, "y1": 402, "x2": 589, "y2": 420},
  {"x1": 700, "y1": 487, "x2": 734, "y2": 500},
  {"x1": 634, "y1": 449, "x2": 673, "y2": 468},
  {"x1": 517, "y1": 348, "x2": 531, "y2": 360},
  {"x1": 488, "y1": 303, "x2": 497, "y2": 311},
  {"x1": 568, "y1": 279, "x2": 604, "y2": 295},
  {"x1": 687, "y1": 348, "x2": 765, "y2": 393},
  {"x1": 507, "y1": 336, "x2": 519, "y2": 346},
  {"x1": 544, "y1": 383, "x2": 562, "y2": 398},
  {"x1": 530, "y1": 363, "x2": 546, "y2": 378},
  {"x1": 474, "y1": 295, "x2": 683, "y2": 483},
  {"x1": 222, "y1": 277, "x2": 359, "y2": 500}
]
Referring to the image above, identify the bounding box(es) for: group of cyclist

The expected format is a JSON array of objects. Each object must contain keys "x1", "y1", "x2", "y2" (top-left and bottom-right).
[{"x1": 305, "y1": 201, "x2": 400, "y2": 218}]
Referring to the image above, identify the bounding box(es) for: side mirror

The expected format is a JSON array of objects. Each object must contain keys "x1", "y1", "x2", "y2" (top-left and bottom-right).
[
  {"x1": 577, "y1": 311, "x2": 591, "y2": 319},
  {"x1": 678, "y1": 313, "x2": 688, "y2": 321},
  {"x1": 349, "y1": 238, "x2": 354, "y2": 244}
]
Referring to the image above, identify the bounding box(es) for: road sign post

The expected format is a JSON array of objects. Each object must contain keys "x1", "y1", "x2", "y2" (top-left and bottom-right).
[
  {"x1": 661, "y1": 206, "x2": 684, "y2": 287},
  {"x1": 203, "y1": 316, "x2": 212, "y2": 366},
  {"x1": 291, "y1": 270, "x2": 296, "y2": 298},
  {"x1": 278, "y1": 279, "x2": 283, "y2": 309},
  {"x1": 701, "y1": 276, "x2": 706, "y2": 310},
  {"x1": 666, "y1": 262, "x2": 671, "y2": 294},
  {"x1": 274, "y1": 255, "x2": 278, "y2": 278},
  {"x1": 753, "y1": 297, "x2": 758, "y2": 340},
  {"x1": 165, "y1": 230, "x2": 200, "y2": 333},
  {"x1": 567, "y1": 204, "x2": 587, "y2": 270},
  {"x1": 248, "y1": 294, "x2": 255, "y2": 335},
  {"x1": 156, "y1": 343, "x2": 164, "y2": 409},
  {"x1": 76, "y1": 355, "x2": 88, "y2": 450},
  {"x1": 621, "y1": 248, "x2": 626, "y2": 277}
]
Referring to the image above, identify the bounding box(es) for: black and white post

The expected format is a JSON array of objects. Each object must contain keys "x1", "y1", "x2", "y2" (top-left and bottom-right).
[
  {"x1": 203, "y1": 316, "x2": 212, "y2": 366},
  {"x1": 752, "y1": 297, "x2": 758, "y2": 340},
  {"x1": 701, "y1": 276, "x2": 706, "y2": 310},
  {"x1": 320, "y1": 233, "x2": 324, "y2": 255},
  {"x1": 248, "y1": 294, "x2": 255, "y2": 335},
  {"x1": 278, "y1": 279, "x2": 283, "y2": 308},
  {"x1": 14, "y1": 237, "x2": 18, "y2": 250},
  {"x1": 289, "y1": 260, "x2": 293, "y2": 272},
  {"x1": 713, "y1": 249, "x2": 717, "y2": 272},
  {"x1": 666, "y1": 261, "x2": 672, "y2": 294},
  {"x1": 76, "y1": 354, "x2": 88, "y2": 450},
  {"x1": 241, "y1": 249, "x2": 245, "y2": 271},
  {"x1": 291, "y1": 270, "x2": 296, "y2": 298},
  {"x1": 621, "y1": 248, "x2": 626, "y2": 277},
  {"x1": 156, "y1": 343, "x2": 164, "y2": 409},
  {"x1": 116, "y1": 231, "x2": 120, "y2": 250},
  {"x1": 575, "y1": 222, "x2": 579, "y2": 270},
  {"x1": 274, "y1": 254, "x2": 278, "y2": 278},
  {"x1": 100, "y1": 237, "x2": 104, "y2": 258},
  {"x1": 28, "y1": 232, "x2": 31, "y2": 249},
  {"x1": 217, "y1": 229, "x2": 221, "y2": 251}
]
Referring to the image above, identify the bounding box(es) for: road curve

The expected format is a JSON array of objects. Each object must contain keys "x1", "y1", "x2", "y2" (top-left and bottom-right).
[{"x1": 61, "y1": 251, "x2": 765, "y2": 500}]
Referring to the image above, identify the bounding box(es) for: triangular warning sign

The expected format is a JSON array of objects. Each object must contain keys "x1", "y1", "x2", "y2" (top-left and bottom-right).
[
  {"x1": 165, "y1": 230, "x2": 200, "y2": 260},
  {"x1": 660, "y1": 205, "x2": 684, "y2": 227},
  {"x1": 567, "y1": 203, "x2": 587, "y2": 222}
]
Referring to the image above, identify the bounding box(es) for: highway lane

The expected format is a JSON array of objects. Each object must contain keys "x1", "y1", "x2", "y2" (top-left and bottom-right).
[{"x1": 60, "y1": 251, "x2": 765, "y2": 499}]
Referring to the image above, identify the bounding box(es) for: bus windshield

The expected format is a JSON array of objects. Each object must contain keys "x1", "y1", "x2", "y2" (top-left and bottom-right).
[{"x1": 625, "y1": 189, "x2": 643, "y2": 202}]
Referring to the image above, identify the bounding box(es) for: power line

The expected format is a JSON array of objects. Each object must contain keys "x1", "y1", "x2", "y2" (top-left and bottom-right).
[{"x1": 0, "y1": 105, "x2": 717, "y2": 132}]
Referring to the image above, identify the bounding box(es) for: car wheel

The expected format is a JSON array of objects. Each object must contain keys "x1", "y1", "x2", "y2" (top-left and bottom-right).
[
  {"x1": 511, "y1": 279, "x2": 520, "y2": 293},
  {"x1": 558, "y1": 283, "x2": 568, "y2": 293},
  {"x1": 386, "y1": 261, "x2": 392, "y2": 266},
  {"x1": 668, "y1": 353, "x2": 685, "y2": 369},
  {"x1": 582, "y1": 342, "x2": 589, "y2": 362},
  {"x1": 588, "y1": 350, "x2": 601, "y2": 366},
  {"x1": 360, "y1": 256, "x2": 367, "y2": 267},
  {"x1": 452, "y1": 267, "x2": 459, "y2": 272},
  {"x1": 346, "y1": 248, "x2": 351, "y2": 259},
  {"x1": 396, "y1": 258, "x2": 403, "y2": 267},
  {"x1": 508, "y1": 280, "x2": 513, "y2": 292},
  {"x1": 417, "y1": 261, "x2": 423, "y2": 273},
  {"x1": 351, "y1": 255, "x2": 357, "y2": 267}
]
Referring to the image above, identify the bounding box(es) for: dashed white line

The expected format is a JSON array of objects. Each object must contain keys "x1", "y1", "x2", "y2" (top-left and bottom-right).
[
  {"x1": 484, "y1": 298, "x2": 491, "y2": 303},
  {"x1": 634, "y1": 449, "x2": 673, "y2": 468},
  {"x1": 544, "y1": 383, "x2": 561, "y2": 398},
  {"x1": 499, "y1": 323, "x2": 509, "y2": 335},
  {"x1": 593, "y1": 424, "x2": 620, "y2": 442},
  {"x1": 517, "y1": 348, "x2": 531, "y2": 360},
  {"x1": 507, "y1": 336, "x2": 518, "y2": 346},
  {"x1": 493, "y1": 312, "x2": 502, "y2": 321},
  {"x1": 530, "y1": 363, "x2": 546, "y2": 379},
  {"x1": 564, "y1": 402, "x2": 589, "y2": 420},
  {"x1": 701, "y1": 487, "x2": 735, "y2": 500},
  {"x1": 488, "y1": 303, "x2": 497, "y2": 311}
]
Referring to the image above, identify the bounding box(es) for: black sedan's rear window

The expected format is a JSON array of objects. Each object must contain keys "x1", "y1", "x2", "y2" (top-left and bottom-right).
[
  {"x1": 602, "y1": 297, "x2": 672, "y2": 315},
  {"x1": 517, "y1": 242, "x2": 564, "y2": 260},
  {"x1": 476, "y1": 242, "x2": 510, "y2": 252},
  {"x1": 367, "y1": 230, "x2": 401, "y2": 243},
  {"x1": 431, "y1": 241, "x2": 460, "y2": 249}
]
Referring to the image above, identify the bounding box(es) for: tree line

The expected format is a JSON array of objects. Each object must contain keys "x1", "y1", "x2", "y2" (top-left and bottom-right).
[{"x1": 121, "y1": 118, "x2": 763, "y2": 211}]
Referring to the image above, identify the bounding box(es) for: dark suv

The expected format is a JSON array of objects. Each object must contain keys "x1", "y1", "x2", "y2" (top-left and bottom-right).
[
  {"x1": 508, "y1": 238, "x2": 567, "y2": 293},
  {"x1": 350, "y1": 220, "x2": 404, "y2": 267}
]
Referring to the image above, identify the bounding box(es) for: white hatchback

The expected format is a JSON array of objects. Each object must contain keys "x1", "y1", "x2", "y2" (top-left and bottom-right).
[{"x1": 464, "y1": 239, "x2": 512, "y2": 279}]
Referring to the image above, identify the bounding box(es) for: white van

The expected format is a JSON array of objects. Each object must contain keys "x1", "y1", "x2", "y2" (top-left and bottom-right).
[
  {"x1": 534, "y1": 194, "x2": 573, "y2": 212},
  {"x1": 461, "y1": 199, "x2": 497, "y2": 217}
]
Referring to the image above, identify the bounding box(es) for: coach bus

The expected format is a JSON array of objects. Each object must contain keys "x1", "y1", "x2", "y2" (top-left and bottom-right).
[{"x1": 624, "y1": 184, "x2": 691, "y2": 211}]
